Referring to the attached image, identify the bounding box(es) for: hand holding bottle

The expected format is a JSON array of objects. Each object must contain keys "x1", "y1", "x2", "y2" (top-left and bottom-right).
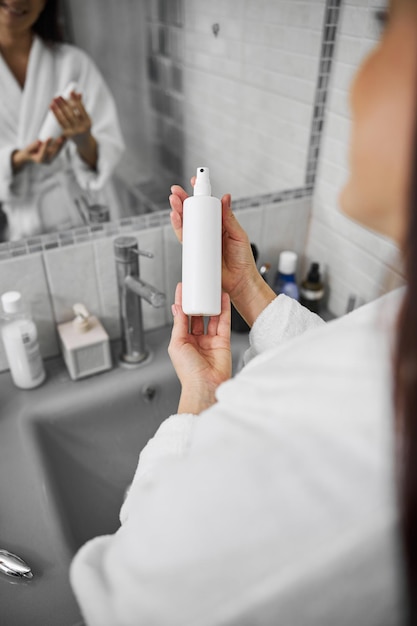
[
  {"x1": 169, "y1": 180, "x2": 276, "y2": 327},
  {"x1": 50, "y1": 91, "x2": 98, "y2": 169},
  {"x1": 169, "y1": 283, "x2": 232, "y2": 414}
]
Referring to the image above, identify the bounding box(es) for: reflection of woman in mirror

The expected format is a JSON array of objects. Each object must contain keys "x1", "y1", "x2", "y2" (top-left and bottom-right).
[{"x1": 0, "y1": 0, "x2": 125, "y2": 241}]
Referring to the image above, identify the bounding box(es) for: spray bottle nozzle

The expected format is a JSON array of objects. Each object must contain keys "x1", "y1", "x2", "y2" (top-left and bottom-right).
[{"x1": 193, "y1": 166, "x2": 212, "y2": 197}]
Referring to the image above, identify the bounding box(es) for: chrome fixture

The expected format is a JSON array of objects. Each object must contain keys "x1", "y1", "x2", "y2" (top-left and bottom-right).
[
  {"x1": 0, "y1": 549, "x2": 33, "y2": 580},
  {"x1": 114, "y1": 236, "x2": 166, "y2": 365}
]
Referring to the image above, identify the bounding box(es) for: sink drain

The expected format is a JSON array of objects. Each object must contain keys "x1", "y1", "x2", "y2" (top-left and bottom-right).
[{"x1": 142, "y1": 385, "x2": 157, "y2": 402}]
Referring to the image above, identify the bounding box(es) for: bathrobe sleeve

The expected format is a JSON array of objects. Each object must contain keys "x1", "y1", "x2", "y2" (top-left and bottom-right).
[
  {"x1": 244, "y1": 293, "x2": 325, "y2": 363},
  {"x1": 0, "y1": 147, "x2": 15, "y2": 200},
  {"x1": 70, "y1": 290, "x2": 404, "y2": 626},
  {"x1": 119, "y1": 293, "x2": 327, "y2": 524},
  {"x1": 0, "y1": 45, "x2": 27, "y2": 201}
]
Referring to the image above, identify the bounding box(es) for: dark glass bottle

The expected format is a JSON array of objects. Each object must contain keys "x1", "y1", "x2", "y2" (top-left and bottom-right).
[{"x1": 300, "y1": 262, "x2": 324, "y2": 314}]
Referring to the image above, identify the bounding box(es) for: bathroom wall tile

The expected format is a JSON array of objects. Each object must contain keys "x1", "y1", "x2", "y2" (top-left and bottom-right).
[
  {"x1": 304, "y1": 0, "x2": 404, "y2": 312},
  {"x1": 162, "y1": 223, "x2": 182, "y2": 320},
  {"x1": 260, "y1": 197, "x2": 312, "y2": 282},
  {"x1": 183, "y1": 0, "x2": 324, "y2": 197},
  {"x1": 93, "y1": 235, "x2": 120, "y2": 339},
  {"x1": 43, "y1": 242, "x2": 101, "y2": 325},
  {"x1": 0, "y1": 253, "x2": 58, "y2": 372},
  {"x1": 306, "y1": 217, "x2": 405, "y2": 316},
  {"x1": 339, "y1": 5, "x2": 370, "y2": 38}
]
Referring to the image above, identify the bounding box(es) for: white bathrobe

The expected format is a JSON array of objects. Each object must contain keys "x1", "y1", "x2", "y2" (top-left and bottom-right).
[
  {"x1": 0, "y1": 36, "x2": 125, "y2": 240},
  {"x1": 70, "y1": 290, "x2": 405, "y2": 626}
]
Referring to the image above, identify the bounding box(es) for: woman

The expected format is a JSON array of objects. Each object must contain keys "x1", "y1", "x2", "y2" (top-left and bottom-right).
[
  {"x1": 0, "y1": 0, "x2": 125, "y2": 240},
  {"x1": 71, "y1": 0, "x2": 415, "y2": 624}
]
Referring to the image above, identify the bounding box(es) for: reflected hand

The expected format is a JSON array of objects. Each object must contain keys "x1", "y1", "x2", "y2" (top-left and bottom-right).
[
  {"x1": 12, "y1": 137, "x2": 66, "y2": 171},
  {"x1": 50, "y1": 90, "x2": 98, "y2": 169},
  {"x1": 50, "y1": 90, "x2": 92, "y2": 140},
  {"x1": 168, "y1": 283, "x2": 232, "y2": 414}
]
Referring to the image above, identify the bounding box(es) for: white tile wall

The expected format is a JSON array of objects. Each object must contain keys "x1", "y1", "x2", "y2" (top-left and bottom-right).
[
  {"x1": 304, "y1": 0, "x2": 406, "y2": 317},
  {"x1": 0, "y1": 254, "x2": 58, "y2": 371},
  {"x1": 183, "y1": 0, "x2": 326, "y2": 200}
]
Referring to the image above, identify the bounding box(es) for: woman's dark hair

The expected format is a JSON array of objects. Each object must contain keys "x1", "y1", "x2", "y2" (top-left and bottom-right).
[
  {"x1": 32, "y1": 0, "x2": 64, "y2": 45},
  {"x1": 395, "y1": 92, "x2": 417, "y2": 626}
]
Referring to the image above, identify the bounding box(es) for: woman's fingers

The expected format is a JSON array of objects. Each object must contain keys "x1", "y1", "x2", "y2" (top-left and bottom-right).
[
  {"x1": 169, "y1": 185, "x2": 188, "y2": 243},
  {"x1": 189, "y1": 315, "x2": 205, "y2": 336},
  {"x1": 170, "y1": 287, "x2": 188, "y2": 339},
  {"x1": 51, "y1": 96, "x2": 73, "y2": 129},
  {"x1": 50, "y1": 92, "x2": 90, "y2": 136},
  {"x1": 171, "y1": 184, "x2": 188, "y2": 203},
  {"x1": 38, "y1": 139, "x2": 52, "y2": 162},
  {"x1": 206, "y1": 292, "x2": 231, "y2": 337}
]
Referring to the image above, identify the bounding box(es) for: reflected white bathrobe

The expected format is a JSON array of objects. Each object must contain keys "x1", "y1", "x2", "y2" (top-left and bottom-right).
[
  {"x1": 71, "y1": 290, "x2": 405, "y2": 626},
  {"x1": 0, "y1": 36, "x2": 125, "y2": 240}
]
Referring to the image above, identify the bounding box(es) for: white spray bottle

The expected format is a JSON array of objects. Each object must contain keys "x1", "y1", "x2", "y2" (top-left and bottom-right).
[{"x1": 182, "y1": 167, "x2": 222, "y2": 316}]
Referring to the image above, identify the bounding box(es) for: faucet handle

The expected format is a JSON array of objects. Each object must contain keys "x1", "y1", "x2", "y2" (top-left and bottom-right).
[
  {"x1": 133, "y1": 249, "x2": 154, "y2": 259},
  {"x1": 114, "y1": 236, "x2": 153, "y2": 262}
]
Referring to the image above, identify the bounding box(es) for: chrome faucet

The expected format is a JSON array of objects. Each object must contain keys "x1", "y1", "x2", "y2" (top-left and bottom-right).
[{"x1": 114, "y1": 236, "x2": 166, "y2": 365}]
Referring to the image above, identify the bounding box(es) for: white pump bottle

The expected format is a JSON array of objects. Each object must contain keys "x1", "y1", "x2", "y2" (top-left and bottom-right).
[
  {"x1": 1, "y1": 291, "x2": 46, "y2": 389},
  {"x1": 182, "y1": 167, "x2": 222, "y2": 316}
]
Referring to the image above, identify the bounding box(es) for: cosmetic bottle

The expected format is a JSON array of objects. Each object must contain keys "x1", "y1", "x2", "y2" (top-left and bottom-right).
[
  {"x1": 273, "y1": 251, "x2": 299, "y2": 300},
  {"x1": 38, "y1": 81, "x2": 78, "y2": 141},
  {"x1": 0, "y1": 291, "x2": 46, "y2": 389},
  {"x1": 182, "y1": 167, "x2": 222, "y2": 316},
  {"x1": 300, "y1": 262, "x2": 324, "y2": 314}
]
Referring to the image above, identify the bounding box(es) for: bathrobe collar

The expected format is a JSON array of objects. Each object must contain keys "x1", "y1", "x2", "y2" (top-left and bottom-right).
[
  {"x1": 19, "y1": 36, "x2": 55, "y2": 145},
  {"x1": 0, "y1": 36, "x2": 56, "y2": 145}
]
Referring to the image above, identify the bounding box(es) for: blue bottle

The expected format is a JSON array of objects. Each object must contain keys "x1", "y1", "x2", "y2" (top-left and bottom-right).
[{"x1": 273, "y1": 251, "x2": 299, "y2": 300}]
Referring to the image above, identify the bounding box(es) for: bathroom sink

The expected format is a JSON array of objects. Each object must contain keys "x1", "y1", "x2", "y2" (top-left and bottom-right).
[
  {"x1": 28, "y1": 343, "x2": 181, "y2": 552},
  {"x1": 0, "y1": 325, "x2": 249, "y2": 625}
]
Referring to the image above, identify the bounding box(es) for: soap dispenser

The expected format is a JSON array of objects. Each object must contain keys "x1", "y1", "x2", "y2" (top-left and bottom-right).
[
  {"x1": 0, "y1": 291, "x2": 46, "y2": 389},
  {"x1": 57, "y1": 303, "x2": 112, "y2": 380}
]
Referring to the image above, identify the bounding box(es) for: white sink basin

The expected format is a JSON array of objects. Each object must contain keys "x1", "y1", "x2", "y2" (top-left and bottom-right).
[{"x1": 0, "y1": 325, "x2": 249, "y2": 625}]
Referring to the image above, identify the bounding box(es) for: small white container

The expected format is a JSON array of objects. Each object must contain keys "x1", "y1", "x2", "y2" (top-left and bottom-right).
[
  {"x1": 57, "y1": 303, "x2": 112, "y2": 380},
  {"x1": 182, "y1": 167, "x2": 222, "y2": 316},
  {"x1": 38, "y1": 81, "x2": 78, "y2": 141},
  {"x1": 1, "y1": 291, "x2": 46, "y2": 389}
]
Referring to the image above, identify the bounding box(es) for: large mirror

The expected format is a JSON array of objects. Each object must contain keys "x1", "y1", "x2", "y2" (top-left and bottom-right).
[{"x1": 0, "y1": 0, "x2": 326, "y2": 242}]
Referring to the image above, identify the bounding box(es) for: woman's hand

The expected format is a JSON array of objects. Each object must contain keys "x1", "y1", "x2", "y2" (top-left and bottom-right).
[
  {"x1": 11, "y1": 137, "x2": 66, "y2": 172},
  {"x1": 50, "y1": 90, "x2": 98, "y2": 169},
  {"x1": 168, "y1": 283, "x2": 232, "y2": 415},
  {"x1": 169, "y1": 182, "x2": 276, "y2": 327}
]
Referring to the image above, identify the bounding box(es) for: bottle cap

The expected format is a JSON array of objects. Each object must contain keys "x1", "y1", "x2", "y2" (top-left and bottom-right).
[
  {"x1": 193, "y1": 167, "x2": 212, "y2": 196},
  {"x1": 307, "y1": 262, "x2": 321, "y2": 283},
  {"x1": 1, "y1": 291, "x2": 23, "y2": 314},
  {"x1": 278, "y1": 251, "x2": 297, "y2": 275}
]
